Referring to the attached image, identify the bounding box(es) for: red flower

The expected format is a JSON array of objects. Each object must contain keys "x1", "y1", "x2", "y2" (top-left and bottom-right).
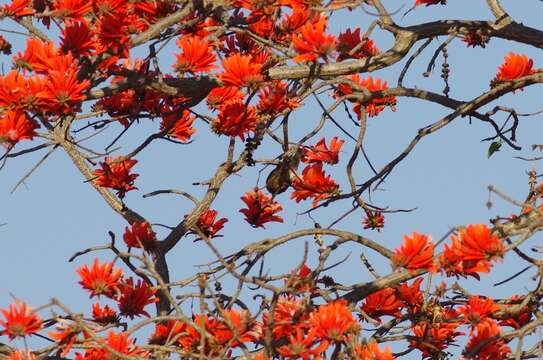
[
  {"x1": 218, "y1": 53, "x2": 263, "y2": 88},
  {"x1": 13, "y1": 39, "x2": 58, "y2": 74},
  {"x1": 302, "y1": 137, "x2": 344, "y2": 165},
  {"x1": 196, "y1": 209, "x2": 228, "y2": 239},
  {"x1": 362, "y1": 288, "x2": 403, "y2": 320},
  {"x1": 36, "y1": 66, "x2": 90, "y2": 115},
  {"x1": 48, "y1": 322, "x2": 81, "y2": 356},
  {"x1": 93, "y1": 156, "x2": 139, "y2": 198},
  {"x1": 263, "y1": 296, "x2": 308, "y2": 340},
  {"x1": 464, "y1": 319, "x2": 511, "y2": 360},
  {"x1": 396, "y1": 277, "x2": 424, "y2": 314},
  {"x1": 0, "y1": 110, "x2": 38, "y2": 147},
  {"x1": 52, "y1": 0, "x2": 93, "y2": 19},
  {"x1": 292, "y1": 15, "x2": 336, "y2": 63},
  {"x1": 77, "y1": 258, "x2": 123, "y2": 298},
  {"x1": 390, "y1": 232, "x2": 435, "y2": 272},
  {"x1": 60, "y1": 20, "x2": 96, "y2": 57},
  {"x1": 1, "y1": 0, "x2": 35, "y2": 18},
  {"x1": 174, "y1": 35, "x2": 217, "y2": 74},
  {"x1": 215, "y1": 309, "x2": 261, "y2": 346},
  {"x1": 257, "y1": 81, "x2": 299, "y2": 116},
  {"x1": 117, "y1": 278, "x2": 158, "y2": 319},
  {"x1": 411, "y1": 313, "x2": 463, "y2": 359},
  {"x1": 76, "y1": 331, "x2": 147, "y2": 360},
  {"x1": 336, "y1": 75, "x2": 397, "y2": 118},
  {"x1": 363, "y1": 211, "x2": 385, "y2": 231},
  {"x1": 212, "y1": 101, "x2": 258, "y2": 140},
  {"x1": 276, "y1": 327, "x2": 329, "y2": 359},
  {"x1": 95, "y1": 11, "x2": 130, "y2": 58},
  {"x1": 494, "y1": 52, "x2": 536, "y2": 83},
  {"x1": 149, "y1": 320, "x2": 186, "y2": 345},
  {"x1": 439, "y1": 224, "x2": 504, "y2": 279},
  {"x1": 310, "y1": 300, "x2": 358, "y2": 341},
  {"x1": 91, "y1": 303, "x2": 118, "y2": 325},
  {"x1": 459, "y1": 296, "x2": 499, "y2": 327},
  {"x1": 356, "y1": 343, "x2": 395, "y2": 360},
  {"x1": 160, "y1": 110, "x2": 196, "y2": 143},
  {"x1": 0, "y1": 302, "x2": 42, "y2": 340},
  {"x1": 240, "y1": 189, "x2": 283, "y2": 228},
  {"x1": 207, "y1": 86, "x2": 245, "y2": 109},
  {"x1": 291, "y1": 164, "x2": 339, "y2": 207},
  {"x1": 337, "y1": 28, "x2": 379, "y2": 61},
  {"x1": 123, "y1": 221, "x2": 157, "y2": 251}
]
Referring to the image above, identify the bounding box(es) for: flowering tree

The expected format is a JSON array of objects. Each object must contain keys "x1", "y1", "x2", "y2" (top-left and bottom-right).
[{"x1": 1, "y1": 0, "x2": 543, "y2": 359}]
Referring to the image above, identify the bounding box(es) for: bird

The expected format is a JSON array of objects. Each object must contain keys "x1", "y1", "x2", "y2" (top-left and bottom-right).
[{"x1": 266, "y1": 145, "x2": 302, "y2": 196}]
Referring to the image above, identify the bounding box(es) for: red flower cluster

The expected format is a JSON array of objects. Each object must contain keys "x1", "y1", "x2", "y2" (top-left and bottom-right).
[
  {"x1": 123, "y1": 221, "x2": 157, "y2": 251},
  {"x1": 391, "y1": 232, "x2": 435, "y2": 273},
  {"x1": 337, "y1": 74, "x2": 397, "y2": 118},
  {"x1": 196, "y1": 209, "x2": 228, "y2": 239},
  {"x1": 440, "y1": 224, "x2": 504, "y2": 279},
  {"x1": 493, "y1": 52, "x2": 536, "y2": 85},
  {"x1": 240, "y1": 189, "x2": 284, "y2": 228},
  {"x1": 92, "y1": 156, "x2": 139, "y2": 199},
  {"x1": 291, "y1": 163, "x2": 339, "y2": 207},
  {"x1": 0, "y1": 302, "x2": 42, "y2": 340}
]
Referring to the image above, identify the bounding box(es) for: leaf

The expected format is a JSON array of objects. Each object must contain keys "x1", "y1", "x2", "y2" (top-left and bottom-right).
[{"x1": 487, "y1": 141, "x2": 502, "y2": 158}]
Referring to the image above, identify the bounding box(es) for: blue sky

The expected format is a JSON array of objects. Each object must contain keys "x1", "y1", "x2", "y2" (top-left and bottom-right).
[{"x1": 1, "y1": 0, "x2": 543, "y2": 355}]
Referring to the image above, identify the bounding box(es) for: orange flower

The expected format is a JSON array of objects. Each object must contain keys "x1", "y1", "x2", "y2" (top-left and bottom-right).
[
  {"x1": 0, "y1": 301, "x2": 42, "y2": 340},
  {"x1": 207, "y1": 86, "x2": 245, "y2": 109},
  {"x1": 291, "y1": 164, "x2": 339, "y2": 207},
  {"x1": 52, "y1": 0, "x2": 93, "y2": 19},
  {"x1": 48, "y1": 322, "x2": 81, "y2": 356},
  {"x1": 37, "y1": 66, "x2": 90, "y2": 115},
  {"x1": 336, "y1": 28, "x2": 379, "y2": 61},
  {"x1": 95, "y1": 12, "x2": 130, "y2": 58},
  {"x1": 1, "y1": 0, "x2": 35, "y2": 18},
  {"x1": 218, "y1": 53, "x2": 263, "y2": 88},
  {"x1": 0, "y1": 110, "x2": 38, "y2": 147},
  {"x1": 240, "y1": 189, "x2": 283, "y2": 228},
  {"x1": 92, "y1": 156, "x2": 139, "y2": 198},
  {"x1": 285, "y1": 264, "x2": 315, "y2": 293},
  {"x1": 174, "y1": 35, "x2": 218, "y2": 74},
  {"x1": 6, "y1": 350, "x2": 36, "y2": 360},
  {"x1": 336, "y1": 75, "x2": 396, "y2": 118},
  {"x1": 464, "y1": 319, "x2": 511, "y2": 360},
  {"x1": 123, "y1": 221, "x2": 157, "y2": 251},
  {"x1": 276, "y1": 327, "x2": 329, "y2": 359},
  {"x1": 391, "y1": 232, "x2": 435, "y2": 272},
  {"x1": 77, "y1": 258, "x2": 123, "y2": 298},
  {"x1": 493, "y1": 52, "x2": 536, "y2": 85},
  {"x1": 411, "y1": 314, "x2": 463, "y2": 359},
  {"x1": 117, "y1": 278, "x2": 158, "y2": 319},
  {"x1": 160, "y1": 110, "x2": 196, "y2": 143},
  {"x1": 302, "y1": 137, "x2": 344, "y2": 165},
  {"x1": 356, "y1": 342, "x2": 395, "y2": 360},
  {"x1": 212, "y1": 101, "x2": 258, "y2": 140},
  {"x1": 195, "y1": 209, "x2": 228, "y2": 239},
  {"x1": 60, "y1": 20, "x2": 96, "y2": 57},
  {"x1": 149, "y1": 320, "x2": 187, "y2": 345},
  {"x1": 440, "y1": 224, "x2": 504, "y2": 279},
  {"x1": 13, "y1": 39, "x2": 58, "y2": 73},
  {"x1": 91, "y1": 303, "x2": 118, "y2": 325},
  {"x1": 396, "y1": 277, "x2": 424, "y2": 314},
  {"x1": 362, "y1": 288, "x2": 403, "y2": 320},
  {"x1": 215, "y1": 309, "x2": 261, "y2": 346},
  {"x1": 263, "y1": 296, "x2": 308, "y2": 340},
  {"x1": 257, "y1": 81, "x2": 299, "y2": 116},
  {"x1": 459, "y1": 296, "x2": 499, "y2": 328},
  {"x1": 292, "y1": 15, "x2": 336, "y2": 63},
  {"x1": 309, "y1": 300, "x2": 358, "y2": 341},
  {"x1": 76, "y1": 331, "x2": 147, "y2": 360}
]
